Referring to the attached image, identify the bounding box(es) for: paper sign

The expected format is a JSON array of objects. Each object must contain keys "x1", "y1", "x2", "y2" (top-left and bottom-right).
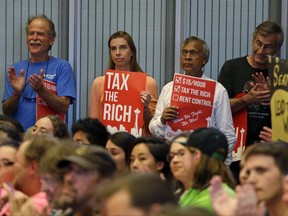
[
  {"x1": 36, "y1": 80, "x2": 65, "y2": 121},
  {"x1": 232, "y1": 93, "x2": 247, "y2": 162},
  {"x1": 101, "y1": 70, "x2": 147, "y2": 137},
  {"x1": 269, "y1": 56, "x2": 288, "y2": 142},
  {"x1": 165, "y1": 73, "x2": 216, "y2": 140}
]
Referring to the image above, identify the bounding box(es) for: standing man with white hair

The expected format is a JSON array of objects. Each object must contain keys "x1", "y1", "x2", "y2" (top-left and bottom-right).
[{"x1": 2, "y1": 14, "x2": 76, "y2": 132}]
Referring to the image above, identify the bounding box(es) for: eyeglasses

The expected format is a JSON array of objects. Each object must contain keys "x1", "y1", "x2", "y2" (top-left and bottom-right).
[
  {"x1": 0, "y1": 160, "x2": 15, "y2": 168},
  {"x1": 253, "y1": 40, "x2": 276, "y2": 53},
  {"x1": 181, "y1": 49, "x2": 202, "y2": 58},
  {"x1": 167, "y1": 149, "x2": 186, "y2": 162}
]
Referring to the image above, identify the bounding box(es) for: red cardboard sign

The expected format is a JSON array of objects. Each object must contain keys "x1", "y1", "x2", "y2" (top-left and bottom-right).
[
  {"x1": 232, "y1": 93, "x2": 248, "y2": 162},
  {"x1": 36, "y1": 80, "x2": 65, "y2": 121},
  {"x1": 165, "y1": 74, "x2": 216, "y2": 140},
  {"x1": 101, "y1": 70, "x2": 147, "y2": 137}
]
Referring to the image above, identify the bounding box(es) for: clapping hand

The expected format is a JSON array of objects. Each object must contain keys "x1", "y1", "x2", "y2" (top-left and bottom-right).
[
  {"x1": 8, "y1": 67, "x2": 25, "y2": 95},
  {"x1": 29, "y1": 69, "x2": 45, "y2": 93}
]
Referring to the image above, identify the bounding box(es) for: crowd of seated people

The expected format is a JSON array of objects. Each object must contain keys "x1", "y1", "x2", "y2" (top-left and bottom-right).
[{"x1": 1, "y1": 114, "x2": 288, "y2": 216}]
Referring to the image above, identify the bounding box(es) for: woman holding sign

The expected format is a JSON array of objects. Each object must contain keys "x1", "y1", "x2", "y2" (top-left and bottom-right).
[{"x1": 89, "y1": 31, "x2": 158, "y2": 136}]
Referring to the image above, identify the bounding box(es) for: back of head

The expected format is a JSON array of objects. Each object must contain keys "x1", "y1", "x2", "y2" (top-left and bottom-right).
[
  {"x1": 100, "y1": 174, "x2": 177, "y2": 213},
  {"x1": 72, "y1": 118, "x2": 109, "y2": 147},
  {"x1": 0, "y1": 138, "x2": 20, "y2": 149},
  {"x1": 0, "y1": 125, "x2": 22, "y2": 142},
  {"x1": 253, "y1": 20, "x2": 284, "y2": 49},
  {"x1": 0, "y1": 115, "x2": 24, "y2": 134},
  {"x1": 126, "y1": 174, "x2": 177, "y2": 208},
  {"x1": 160, "y1": 205, "x2": 215, "y2": 216},
  {"x1": 245, "y1": 141, "x2": 288, "y2": 175},
  {"x1": 25, "y1": 135, "x2": 60, "y2": 164}
]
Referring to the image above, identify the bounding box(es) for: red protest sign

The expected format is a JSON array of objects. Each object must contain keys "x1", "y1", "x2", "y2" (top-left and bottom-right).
[
  {"x1": 102, "y1": 70, "x2": 147, "y2": 137},
  {"x1": 232, "y1": 93, "x2": 247, "y2": 162},
  {"x1": 165, "y1": 74, "x2": 216, "y2": 140},
  {"x1": 36, "y1": 80, "x2": 65, "y2": 121}
]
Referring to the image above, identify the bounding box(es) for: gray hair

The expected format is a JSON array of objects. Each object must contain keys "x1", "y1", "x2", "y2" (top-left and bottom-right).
[
  {"x1": 26, "y1": 14, "x2": 56, "y2": 38},
  {"x1": 181, "y1": 36, "x2": 210, "y2": 61},
  {"x1": 253, "y1": 20, "x2": 284, "y2": 49}
]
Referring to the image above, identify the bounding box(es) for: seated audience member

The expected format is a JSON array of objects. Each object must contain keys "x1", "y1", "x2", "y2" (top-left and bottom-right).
[
  {"x1": 284, "y1": 175, "x2": 288, "y2": 205},
  {"x1": 106, "y1": 131, "x2": 136, "y2": 175},
  {"x1": 0, "y1": 115, "x2": 24, "y2": 135},
  {"x1": 38, "y1": 140, "x2": 78, "y2": 214},
  {"x1": 210, "y1": 142, "x2": 288, "y2": 216},
  {"x1": 0, "y1": 139, "x2": 20, "y2": 210},
  {"x1": 57, "y1": 145, "x2": 116, "y2": 215},
  {"x1": 169, "y1": 127, "x2": 235, "y2": 212},
  {"x1": 129, "y1": 137, "x2": 172, "y2": 181},
  {"x1": 242, "y1": 142, "x2": 288, "y2": 215},
  {"x1": 0, "y1": 125, "x2": 22, "y2": 142},
  {"x1": 100, "y1": 174, "x2": 178, "y2": 216},
  {"x1": 0, "y1": 139, "x2": 20, "y2": 185},
  {"x1": 71, "y1": 117, "x2": 109, "y2": 147},
  {"x1": 1, "y1": 135, "x2": 60, "y2": 216},
  {"x1": 29, "y1": 115, "x2": 70, "y2": 139}
]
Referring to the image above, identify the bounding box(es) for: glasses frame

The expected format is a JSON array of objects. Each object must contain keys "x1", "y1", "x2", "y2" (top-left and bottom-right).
[
  {"x1": 181, "y1": 49, "x2": 203, "y2": 58},
  {"x1": 167, "y1": 149, "x2": 186, "y2": 162}
]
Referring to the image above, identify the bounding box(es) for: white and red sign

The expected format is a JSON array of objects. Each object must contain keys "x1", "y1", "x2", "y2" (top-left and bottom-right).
[
  {"x1": 165, "y1": 73, "x2": 216, "y2": 140},
  {"x1": 101, "y1": 70, "x2": 147, "y2": 137},
  {"x1": 232, "y1": 93, "x2": 248, "y2": 162}
]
